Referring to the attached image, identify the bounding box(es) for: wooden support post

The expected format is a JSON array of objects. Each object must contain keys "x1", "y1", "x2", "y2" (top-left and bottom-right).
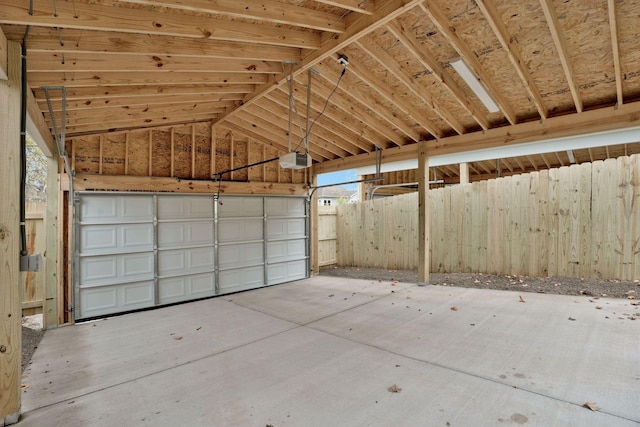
[
  {"x1": 148, "y1": 130, "x2": 153, "y2": 176},
  {"x1": 358, "y1": 175, "x2": 367, "y2": 201},
  {"x1": 170, "y1": 127, "x2": 175, "y2": 177},
  {"x1": 0, "y1": 26, "x2": 7, "y2": 80},
  {"x1": 124, "y1": 132, "x2": 129, "y2": 175},
  {"x1": 44, "y1": 149, "x2": 59, "y2": 329},
  {"x1": 310, "y1": 166, "x2": 319, "y2": 275},
  {"x1": 0, "y1": 40, "x2": 22, "y2": 425},
  {"x1": 460, "y1": 162, "x2": 470, "y2": 184},
  {"x1": 191, "y1": 125, "x2": 196, "y2": 179},
  {"x1": 210, "y1": 126, "x2": 216, "y2": 177},
  {"x1": 418, "y1": 140, "x2": 430, "y2": 285}
]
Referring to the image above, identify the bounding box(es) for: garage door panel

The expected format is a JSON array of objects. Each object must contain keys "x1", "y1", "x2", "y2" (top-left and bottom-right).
[
  {"x1": 219, "y1": 266, "x2": 263, "y2": 293},
  {"x1": 218, "y1": 197, "x2": 263, "y2": 217},
  {"x1": 218, "y1": 242, "x2": 263, "y2": 269},
  {"x1": 158, "y1": 247, "x2": 215, "y2": 276},
  {"x1": 159, "y1": 272, "x2": 216, "y2": 304},
  {"x1": 266, "y1": 197, "x2": 305, "y2": 217},
  {"x1": 80, "y1": 280, "x2": 154, "y2": 318},
  {"x1": 267, "y1": 239, "x2": 306, "y2": 263},
  {"x1": 158, "y1": 196, "x2": 214, "y2": 219},
  {"x1": 158, "y1": 221, "x2": 214, "y2": 248},
  {"x1": 267, "y1": 259, "x2": 307, "y2": 285},
  {"x1": 267, "y1": 218, "x2": 306, "y2": 240},
  {"x1": 218, "y1": 218, "x2": 263, "y2": 242},
  {"x1": 80, "y1": 195, "x2": 153, "y2": 223},
  {"x1": 81, "y1": 224, "x2": 153, "y2": 255},
  {"x1": 80, "y1": 252, "x2": 154, "y2": 287}
]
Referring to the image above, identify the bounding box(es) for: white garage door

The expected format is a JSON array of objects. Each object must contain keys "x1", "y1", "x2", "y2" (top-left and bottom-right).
[{"x1": 75, "y1": 193, "x2": 308, "y2": 320}]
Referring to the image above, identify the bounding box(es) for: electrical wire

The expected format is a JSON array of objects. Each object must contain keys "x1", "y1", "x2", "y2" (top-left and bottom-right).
[{"x1": 293, "y1": 65, "x2": 347, "y2": 153}]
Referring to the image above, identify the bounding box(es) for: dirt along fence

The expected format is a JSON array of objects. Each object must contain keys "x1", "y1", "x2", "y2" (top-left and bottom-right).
[
  {"x1": 333, "y1": 155, "x2": 640, "y2": 281},
  {"x1": 22, "y1": 202, "x2": 47, "y2": 316}
]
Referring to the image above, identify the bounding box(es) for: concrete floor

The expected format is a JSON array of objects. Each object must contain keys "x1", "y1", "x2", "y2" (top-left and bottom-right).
[{"x1": 19, "y1": 276, "x2": 640, "y2": 426}]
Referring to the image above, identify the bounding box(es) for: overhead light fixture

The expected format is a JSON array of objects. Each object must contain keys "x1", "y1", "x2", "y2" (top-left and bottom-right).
[{"x1": 450, "y1": 59, "x2": 500, "y2": 113}]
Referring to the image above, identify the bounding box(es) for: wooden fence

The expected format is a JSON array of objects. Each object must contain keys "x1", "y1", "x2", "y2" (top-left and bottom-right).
[
  {"x1": 22, "y1": 202, "x2": 47, "y2": 316},
  {"x1": 335, "y1": 155, "x2": 640, "y2": 280},
  {"x1": 318, "y1": 205, "x2": 338, "y2": 266}
]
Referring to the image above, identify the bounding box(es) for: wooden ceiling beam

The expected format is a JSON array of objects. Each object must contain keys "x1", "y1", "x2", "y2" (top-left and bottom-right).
[
  {"x1": 476, "y1": 161, "x2": 493, "y2": 175},
  {"x1": 63, "y1": 114, "x2": 218, "y2": 135},
  {"x1": 420, "y1": 2, "x2": 517, "y2": 125},
  {"x1": 34, "y1": 85, "x2": 255, "y2": 104},
  {"x1": 526, "y1": 155, "x2": 539, "y2": 171},
  {"x1": 346, "y1": 45, "x2": 443, "y2": 139},
  {"x1": 266, "y1": 90, "x2": 375, "y2": 153},
  {"x1": 474, "y1": 0, "x2": 548, "y2": 119},
  {"x1": 246, "y1": 102, "x2": 358, "y2": 157},
  {"x1": 354, "y1": 39, "x2": 456, "y2": 135},
  {"x1": 607, "y1": 0, "x2": 623, "y2": 106},
  {"x1": 387, "y1": 20, "x2": 489, "y2": 131},
  {"x1": 28, "y1": 53, "x2": 283, "y2": 74},
  {"x1": 41, "y1": 93, "x2": 244, "y2": 113},
  {"x1": 224, "y1": 117, "x2": 329, "y2": 161},
  {"x1": 48, "y1": 103, "x2": 226, "y2": 127},
  {"x1": 28, "y1": 72, "x2": 266, "y2": 88},
  {"x1": 214, "y1": 0, "x2": 427, "y2": 127},
  {"x1": 0, "y1": 0, "x2": 320, "y2": 49},
  {"x1": 314, "y1": 102, "x2": 640, "y2": 173},
  {"x1": 500, "y1": 157, "x2": 514, "y2": 172},
  {"x1": 539, "y1": 0, "x2": 583, "y2": 113},
  {"x1": 539, "y1": 153, "x2": 551, "y2": 169},
  {"x1": 313, "y1": 0, "x2": 374, "y2": 15},
  {"x1": 114, "y1": 0, "x2": 346, "y2": 33},
  {"x1": 512, "y1": 156, "x2": 527, "y2": 172},
  {"x1": 307, "y1": 65, "x2": 407, "y2": 147},
  {"x1": 234, "y1": 110, "x2": 340, "y2": 160},
  {"x1": 11, "y1": 27, "x2": 303, "y2": 63},
  {"x1": 313, "y1": 62, "x2": 419, "y2": 144}
]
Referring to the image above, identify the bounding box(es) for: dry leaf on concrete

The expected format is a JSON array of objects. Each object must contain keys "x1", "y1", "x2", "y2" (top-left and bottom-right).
[
  {"x1": 518, "y1": 295, "x2": 526, "y2": 303},
  {"x1": 583, "y1": 402, "x2": 600, "y2": 411},
  {"x1": 388, "y1": 384, "x2": 402, "y2": 393},
  {"x1": 450, "y1": 306, "x2": 459, "y2": 311},
  {"x1": 174, "y1": 336, "x2": 183, "y2": 340},
  {"x1": 568, "y1": 317, "x2": 576, "y2": 321},
  {"x1": 627, "y1": 295, "x2": 636, "y2": 300}
]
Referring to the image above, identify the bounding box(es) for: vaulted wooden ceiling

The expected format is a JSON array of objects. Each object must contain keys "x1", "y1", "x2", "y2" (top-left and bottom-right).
[{"x1": 2, "y1": 0, "x2": 640, "y2": 176}]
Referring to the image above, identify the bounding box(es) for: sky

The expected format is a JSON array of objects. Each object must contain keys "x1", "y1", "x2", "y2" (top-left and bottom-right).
[{"x1": 317, "y1": 170, "x2": 358, "y2": 190}]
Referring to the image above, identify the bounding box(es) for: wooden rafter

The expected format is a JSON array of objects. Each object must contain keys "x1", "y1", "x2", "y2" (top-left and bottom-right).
[
  {"x1": 115, "y1": 0, "x2": 346, "y2": 33},
  {"x1": 386, "y1": 19, "x2": 489, "y2": 130},
  {"x1": 29, "y1": 53, "x2": 283, "y2": 74},
  {"x1": 419, "y1": 2, "x2": 517, "y2": 125},
  {"x1": 474, "y1": 0, "x2": 548, "y2": 119},
  {"x1": 607, "y1": 0, "x2": 623, "y2": 106},
  {"x1": 526, "y1": 155, "x2": 539, "y2": 171},
  {"x1": 539, "y1": 0, "x2": 583, "y2": 113},
  {"x1": 0, "y1": 0, "x2": 320, "y2": 49},
  {"x1": 13, "y1": 27, "x2": 302, "y2": 63},
  {"x1": 41, "y1": 93, "x2": 243, "y2": 113},
  {"x1": 28, "y1": 72, "x2": 267, "y2": 88},
  {"x1": 313, "y1": 62, "x2": 419, "y2": 144},
  {"x1": 214, "y1": 0, "x2": 428, "y2": 127},
  {"x1": 265, "y1": 89, "x2": 375, "y2": 153},
  {"x1": 313, "y1": 0, "x2": 374, "y2": 15},
  {"x1": 348, "y1": 43, "x2": 444, "y2": 138},
  {"x1": 305, "y1": 66, "x2": 404, "y2": 147}
]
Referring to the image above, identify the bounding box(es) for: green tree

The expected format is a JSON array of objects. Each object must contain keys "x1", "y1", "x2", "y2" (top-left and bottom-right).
[{"x1": 25, "y1": 135, "x2": 47, "y2": 202}]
